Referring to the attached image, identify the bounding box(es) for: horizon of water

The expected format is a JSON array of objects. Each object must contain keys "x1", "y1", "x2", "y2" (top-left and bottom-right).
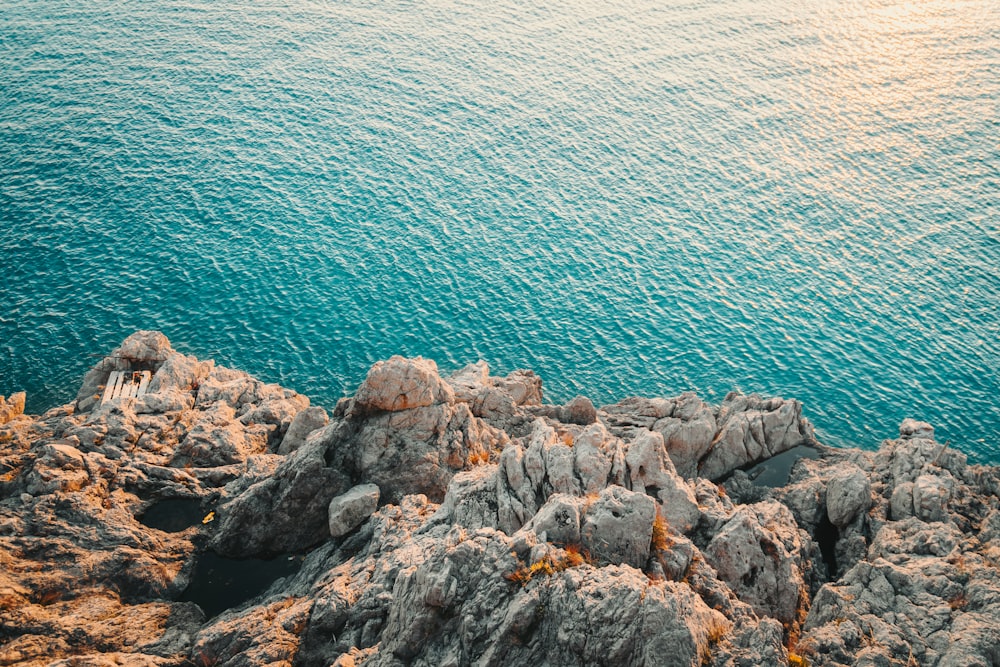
[{"x1": 2, "y1": 0, "x2": 998, "y2": 460}]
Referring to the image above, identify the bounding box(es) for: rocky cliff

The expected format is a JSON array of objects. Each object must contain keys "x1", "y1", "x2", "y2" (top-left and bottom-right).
[{"x1": 1, "y1": 331, "x2": 998, "y2": 666}]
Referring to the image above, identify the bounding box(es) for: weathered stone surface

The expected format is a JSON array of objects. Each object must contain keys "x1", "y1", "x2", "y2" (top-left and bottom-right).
[
  {"x1": 655, "y1": 392, "x2": 717, "y2": 478},
  {"x1": 826, "y1": 463, "x2": 871, "y2": 528},
  {"x1": 562, "y1": 395, "x2": 597, "y2": 425},
  {"x1": 173, "y1": 401, "x2": 269, "y2": 467},
  {"x1": 209, "y1": 434, "x2": 351, "y2": 557},
  {"x1": 328, "y1": 483, "x2": 380, "y2": 537},
  {"x1": 354, "y1": 356, "x2": 455, "y2": 412},
  {"x1": 494, "y1": 369, "x2": 543, "y2": 406},
  {"x1": 277, "y1": 405, "x2": 329, "y2": 455},
  {"x1": 625, "y1": 429, "x2": 700, "y2": 532},
  {"x1": 703, "y1": 502, "x2": 808, "y2": 626},
  {"x1": 6, "y1": 331, "x2": 1000, "y2": 667},
  {"x1": 913, "y1": 473, "x2": 952, "y2": 522},
  {"x1": 899, "y1": 418, "x2": 935, "y2": 440},
  {"x1": 581, "y1": 485, "x2": 656, "y2": 569}
]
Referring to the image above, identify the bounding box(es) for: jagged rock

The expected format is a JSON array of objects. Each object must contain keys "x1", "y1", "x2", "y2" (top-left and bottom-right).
[
  {"x1": 134, "y1": 387, "x2": 196, "y2": 414},
  {"x1": 493, "y1": 369, "x2": 543, "y2": 406},
  {"x1": 698, "y1": 393, "x2": 814, "y2": 480},
  {"x1": 148, "y1": 351, "x2": 214, "y2": 394},
  {"x1": 7, "y1": 331, "x2": 1000, "y2": 667},
  {"x1": 581, "y1": 485, "x2": 656, "y2": 568},
  {"x1": 328, "y1": 483, "x2": 380, "y2": 537},
  {"x1": 335, "y1": 400, "x2": 505, "y2": 505},
  {"x1": 826, "y1": 463, "x2": 871, "y2": 528},
  {"x1": 703, "y1": 501, "x2": 807, "y2": 625},
  {"x1": 209, "y1": 434, "x2": 351, "y2": 557},
  {"x1": 912, "y1": 473, "x2": 952, "y2": 523},
  {"x1": 191, "y1": 596, "x2": 311, "y2": 667},
  {"x1": 277, "y1": 406, "x2": 329, "y2": 455},
  {"x1": 520, "y1": 493, "x2": 582, "y2": 546},
  {"x1": 654, "y1": 392, "x2": 717, "y2": 478},
  {"x1": 354, "y1": 356, "x2": 455, "y2": 412},
  {"x1": 625, "y1": 430, "x2": 700, "y2": 532},
  {"x1": 0, "y1": 391, "x2": 26, "y2": 425},
  {"x1": 890, "y1": 480, "x2": 915, "y2": 520},
  {"x1": 23, "y1": 442, "x2": 90, "y2": 495},
  {"x1": 446, "y1": 361, "x2": 491, "y2": 402},
  {"x1": 173, "y1": 401, "x2": 269, "y2": 467}
]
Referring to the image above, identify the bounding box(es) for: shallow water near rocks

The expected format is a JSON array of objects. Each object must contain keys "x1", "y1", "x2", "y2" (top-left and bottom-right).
[
  {"x1": 179, "y1": 551, "x2": 304, "y2": 620},
  {"x1": 743, "y1": 445, "x2": 822, "y2": 489},
  {"x1": 2, "y1": 0, "x2": 997, "y2": 460}
]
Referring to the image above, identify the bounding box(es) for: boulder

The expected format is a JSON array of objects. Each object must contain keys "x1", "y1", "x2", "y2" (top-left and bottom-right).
[
  {"x1": 328, "y1": 483, "x2": 381, "y2": 537},
  {"x1": 521, "y1": 494, "x2": 582, "y2": 546},
  {"x1": 173, "y1": 402, "x2": 269, "y2": 467},
  {"x1": 913, "y1": 474, "x2": 952, "y2": 522},
  {"x1": 277, "y1": 406, "x2": 329, "y2": 455},
  {"x1": 209, "y1": 435, "x2": 351, "y2": 557},
  {"x1": 354, "y1": 356, "x2": 454, "y2": 412},
  {"x1": 624, "y1": 430, "x2": 700, "y2": 532},
  {"x1": 654, "y1": 392, "x2": 716, "y2": 478},
  {"x1": 826, "y1": 463, "x2": 871, "y2": 528},
  {"x1": 493, "y1": 369, "x2": 543, "y2": 406},
  {"x1": 580, "y1": 485, "x2": 656, "y2": 569},
  {"x1": 703, "y1": 502, "x2": 807, "y2": 625},
  {"x1": 561, "y1": 395, "x2": 597, "y2": 425},
  {"x1": 899, "y1": 418, "x2": 935, "y2": 440},
  {"x1": 24, "y1": 443, "x2": 90, "y2": 495}
]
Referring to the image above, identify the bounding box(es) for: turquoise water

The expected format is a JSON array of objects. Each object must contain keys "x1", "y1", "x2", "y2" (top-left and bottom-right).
[{"x1": 1, "y1": 0, "x2": 997, "y2": 459}]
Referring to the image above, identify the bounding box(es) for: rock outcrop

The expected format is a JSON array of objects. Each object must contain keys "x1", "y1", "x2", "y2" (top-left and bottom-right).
[{"x1": 1, "y1": 331, "x2": 997, "y2": 667}]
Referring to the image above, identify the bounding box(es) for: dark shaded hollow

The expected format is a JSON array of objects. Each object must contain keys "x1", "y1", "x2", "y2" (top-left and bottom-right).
[
  {"x1": 815, "y1": 513, "x2": 839, "y2": 577},
  {"x1": 138, "y1": 498, "x2": 206, "y2": 533},
  {"x1": 178, "y1": 551, "x2": 304, "y2": 619}
]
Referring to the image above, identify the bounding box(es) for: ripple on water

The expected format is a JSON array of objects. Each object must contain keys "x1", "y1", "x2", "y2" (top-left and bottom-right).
[{"x1": 1, "y1": 0, "x2": 998, "y2": 461}]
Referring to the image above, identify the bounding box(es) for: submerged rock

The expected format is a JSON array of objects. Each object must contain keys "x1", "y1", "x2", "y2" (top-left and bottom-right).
[{"x1": 2, "y1": 330, "x2": 998, "y2": 667}]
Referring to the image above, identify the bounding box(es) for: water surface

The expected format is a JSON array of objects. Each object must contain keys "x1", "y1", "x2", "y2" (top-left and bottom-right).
[{"x1": 1, "y1": 0, "x2": 997, "y2": 458}]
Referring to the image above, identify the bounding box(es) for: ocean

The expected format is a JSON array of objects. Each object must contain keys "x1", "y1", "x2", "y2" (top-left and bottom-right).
[{"x1": 2, "y1": 0, "x2": 997, "y2": 459}]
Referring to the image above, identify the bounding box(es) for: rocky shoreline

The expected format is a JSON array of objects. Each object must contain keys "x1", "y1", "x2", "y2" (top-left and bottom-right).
[{"x1": 1, "y1": 331, "x2": 998, "y2": 666}]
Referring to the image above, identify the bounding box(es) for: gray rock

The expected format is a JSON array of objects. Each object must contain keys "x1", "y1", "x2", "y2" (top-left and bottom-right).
[
  {"x1": 581, "y1": 485, "x2": 656, "y2": 568},
  {"x1": 826, "y1": 463, "x2": 871, "y2": 528},
  {"x1": 561, "y1": 395, "x2": 597, "y2": 425},
  {"x1": 703, "y1": 502, "x2": 807, "y2": 625},
  {"x1": 890, "y1": 481, "x2": 915, "y2": 520},
  {"x1": 328, "y1": 483, "x2": 380, "y2": 537},
  {"x1": 624, "y1": 430, "x2": 700, "y2": 532},
  {"x1": 698, "y1": 392, "x2": 814, "y2": 480},
  {"x1": 521, "y1": 493, "x2": 582, "y2": 546},
  {"x1": 173, "y1": 401, "x2": 269, "y2": 467},
  {"x1": 654, "y1": 392, "x2": 716, "y2": 478},
  {"x1": 210, "y1": 434, "x2": 351, "y2": 556},
  {"x1": 446, "y1": 360, "x2": 491, "y2": 402},
  {"x1": 913, "y1": 473, "x2": 952, "y2": 522},
  {"x1": 277, "y1": 405, "x2": 329, "y2": 455},
  {"x1": 493, "y1": 369, "x2": 543, "y2": 406}
]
